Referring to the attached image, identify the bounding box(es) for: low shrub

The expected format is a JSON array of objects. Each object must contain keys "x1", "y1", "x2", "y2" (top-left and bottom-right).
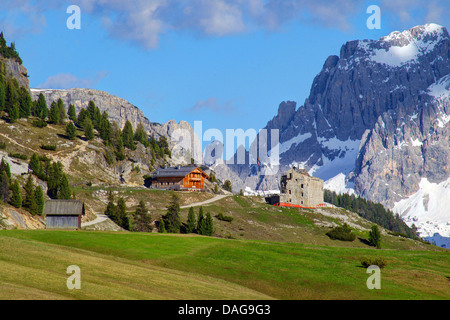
[
  {"x1": 32, "y1": 119, "x2": 47, "y2": 128},
  {"x1": 8, "y1": 152, "x2": 28, "y2": 160},
  {"x1": 216, "y1": 213, "x2": 233, "y2": 222},
  {"x1": 40, "y1": 144, "x2": 57, "y2": 151},
  {"x1": 0, "y1": 141, "x2": 6, "y2": 149},
  {"x1": 360, "y1": 257, "x2": 387, "y2": 269},
  {"x1": 326, "y1": 223, "x2": 356, "y2": 241}
]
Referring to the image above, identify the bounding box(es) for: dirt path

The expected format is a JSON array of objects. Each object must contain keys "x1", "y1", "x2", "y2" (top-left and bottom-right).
[
  {"x1": 81, "y1": 213, "x2": 109, "y2": 227},
  {"x1": 180, "y1": 194, "x2": 230, "y2": 209}
]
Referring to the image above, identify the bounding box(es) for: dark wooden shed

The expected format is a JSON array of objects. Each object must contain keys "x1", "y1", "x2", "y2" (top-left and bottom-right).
[{"x1": 44, "y1": 200, "x2": 85, "y2": 230}]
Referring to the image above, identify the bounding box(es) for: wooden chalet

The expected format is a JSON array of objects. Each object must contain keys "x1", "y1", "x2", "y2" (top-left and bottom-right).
[
  {"x1": 149, "y1": 165, "x2": 209, "y2": 191},
  {"x1": 44, "y1": 200, "x2": 85, "y2": 229}
]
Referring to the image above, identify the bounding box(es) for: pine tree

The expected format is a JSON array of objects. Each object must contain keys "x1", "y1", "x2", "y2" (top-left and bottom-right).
[
  {"x1": 57, "y1": 98, "x2": 66, "y2": 124},
  {"x1": 84, "y1": 118, "x2": 94, "y2": 141},
  {"x1": 133, "y1": 200, "x2": 152, "y2": 232},
  {"x1": 0, "y1": 171, "x2": 10, "y2": 203},
  {"x1": 99, "y1": 111, "x2": 111, "y2": 141},
  {"x1": 35, "y1": 93, "x2": 48, "y2": 120},
  {"x1": 186, "y1": 207, "x2": 196, "y2": 233},
  {"x1": 23, "y1": 174, "x2": 35, "y2": 208},
  {"x1": 59, "y1": 174, "x2": 72, "y2": 200},
  {"x1": 77, "y1": 108, "x2": 88, "y2": 127},
  {"x1": 10, "y1": 179, "x2": 22, "y2": 208},
  {"x1": 49, "y1": 101, "x2": 60, "y2": 124},
  {"x1": 368, "y1": 225, "x2": 382, "y2": 249},
  {"x1": 122, "y1": 120, "x2": 135, "y2": 150},
  {"x1": 0, "y1": 157, "x2": 11, "y2": 181},
  {"x1": 205, "y1": 212, "x2": 214, "y2": 236},
  {"x1": 8, "y1": 101, "x2": 19, "y2": 123},
  {"x1": 134, "y1": 122, "x2": 148, "y2": 145},
  {"x1": 29, "y1": 153, "x2": 40, "y2": 174},
  {"x1": 34, "y1": 186, "x2": 44, "y2": 215},
  {"x1": 19, "y1": 86, "x2": 31, "y2": 118},
  {"x1": 197, "y1": 207, "x2": 206, "y2": 235},
  {"x1": 66, "y1": 121, "x2": 77, "y2": 140},
  {"x1": 164, "y1": 193, "x2": 181, "y2": 233},
  {"x1": 68, "y1": 104, "x2": 77, "y2": 122},
  {"x1": 116, "y1": 197, "x2": 129, "y2": 230}
]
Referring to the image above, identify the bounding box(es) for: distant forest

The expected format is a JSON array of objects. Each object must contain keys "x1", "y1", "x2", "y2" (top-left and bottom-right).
[{"x1": 324, "y1": 189, "x2": 419, "y2": 240}]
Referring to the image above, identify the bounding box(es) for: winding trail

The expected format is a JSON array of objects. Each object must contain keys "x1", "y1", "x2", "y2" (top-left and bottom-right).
[{"x1": 180, "y1": 194, "x2": 230, "y2": 209}]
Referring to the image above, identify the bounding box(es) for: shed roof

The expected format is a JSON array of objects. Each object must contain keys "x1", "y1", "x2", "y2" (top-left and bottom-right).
[
  {"x1": 153, "y1": 165, "x2": 208, "y2": 178},
  {"x1": 44, "y1": 200, "x2": 85, "y2": 216}
]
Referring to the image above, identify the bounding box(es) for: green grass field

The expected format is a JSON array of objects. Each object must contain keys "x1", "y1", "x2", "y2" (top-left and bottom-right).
[{"x1": 0, "y1": 230, "x2": 448, "y2": 300}]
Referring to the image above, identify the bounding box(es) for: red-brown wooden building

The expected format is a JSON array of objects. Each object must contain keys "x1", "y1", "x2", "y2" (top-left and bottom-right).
[{"x1": 149, "y1": 165, "x2": 209, "y2": 191}]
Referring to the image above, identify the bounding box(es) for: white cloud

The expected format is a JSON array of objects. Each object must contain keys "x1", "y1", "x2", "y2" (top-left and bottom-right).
[
  {"x1": 186, "y1": 97, "x2": 237, "y2": 114},
  {"x1": 36, "y1": 71, "x2": 109, "y2": 89},
  {"x1": 1, "y1": 0, "x2": 449, "y2": 48}
]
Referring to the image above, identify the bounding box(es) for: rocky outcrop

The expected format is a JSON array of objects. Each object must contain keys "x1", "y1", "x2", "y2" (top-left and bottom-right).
[
  {"x1": 1, "y1": 56, "x2": 30, "y2": 89},
  {"x1": 212, "y1": 23, "x2": 450, "y2": 214},
  {"x1": 30, "y1": 88, "x2": 200, "y2": 163}
]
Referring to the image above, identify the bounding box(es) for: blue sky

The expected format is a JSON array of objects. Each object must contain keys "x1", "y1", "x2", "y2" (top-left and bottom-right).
[{"x1": 1, "y1": 0, "x2": 448, "y2": 140}]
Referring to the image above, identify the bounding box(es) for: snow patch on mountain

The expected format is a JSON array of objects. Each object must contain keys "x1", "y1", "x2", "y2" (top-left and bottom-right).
[
  {"x1": 427, "y1": 74, "x2": 450, "y2": 100},
  {"x1": 324, "y1": 173, "x2": 355, "y2": 195},
  {"x1": 279, "y1": 132, "x2": 312, "y2": 155},
  {"x1": 311, "y1": 138, "x2": 360, "y2": 181},
  {"x1": 393, "y1": 177, "x2": 450, "y2": 249}
]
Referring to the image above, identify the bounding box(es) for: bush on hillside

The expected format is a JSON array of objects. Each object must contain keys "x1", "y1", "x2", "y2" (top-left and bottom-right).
[
  {"x1": 326, "y1": 223, "x2": 356, "y2": 241},
  {"x1": 360, "y1": 257, "x2": 387, "y2": 269}
]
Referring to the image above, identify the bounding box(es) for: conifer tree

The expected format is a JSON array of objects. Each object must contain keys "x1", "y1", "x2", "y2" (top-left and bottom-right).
[
  {"x1": 66, "y1": 121, "x2": 77, "y2": 140},
  {"x1": 205, "y1": 212, "x2": 214, "y2": 236},
  {"x1": 35, "y1": 93, "x2": 48, "y2": 120},
  {"x1": 84, "y1": 118, "x2": 94, "y2": 141},
  {"x1": 59, "y1": 174, "x2": 72, "y2": 200},
  {"x1": 68, "y1": 104, "x2": 77, "y2": 122},
  {"x1": 34, "y1": 186, "x2": 44, "y2": 215},
  {"x1": 0, "y1": 171, "x2": 10, "y2": 203},
  {"x1": 186, "y1": 207, "x2": 196, "y2": 233},
  {"x1": 23, "y1": 174, "x2": 35, "y2": 208},
  {"x1": 116, "y1": 197, "x2": 130, "y2": 230},
  {"x1": 197, "y1": 207, "x2": 206, "y2": 235},
  {"x1": 368, "y1": 225, "x2": 382, "y2": 249},
  {"x1": 0, "y1": 158, "x2": 11, "y2": 181},
  {"x1": 57, "y1": 98, "x2": 66, "y2": 124},
  {"x1": 134, "y1": 122, "x2": 148, "y2": 145},
  {"x1": 19, "y1": 87, "x2": 31, "y2": 118},
  {"x1": 49, "y1": 101, "x2": 60, "y2": 124},
  {"x1": 164, "y1": 193, "x2": 181, "y2": 233},
  {"x1": 122, "y1": 120, "x2": 135, "y2": 150},
  {"x1": 9, "y1": 101, "x2": 19, "y2": 123},
  {"x1": 28, "y1": 153, "x2": 40, "y2": 174},
  {"x1": 133, "y1": 200, "x2": 152, "y2": 232},
  {"x1": 10, "y1": 179, "x2": 22, "y2": 208}
]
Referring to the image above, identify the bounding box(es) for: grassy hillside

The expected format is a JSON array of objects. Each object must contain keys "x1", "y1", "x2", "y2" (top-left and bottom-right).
[{"x1": 0, "y1": 230, "x2": 448, "y2": 300}]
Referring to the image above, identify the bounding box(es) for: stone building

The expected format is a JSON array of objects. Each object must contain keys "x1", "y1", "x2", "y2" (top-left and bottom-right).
[{"x1": 266, "y1": 167, "x2": 324, "y2": 208}]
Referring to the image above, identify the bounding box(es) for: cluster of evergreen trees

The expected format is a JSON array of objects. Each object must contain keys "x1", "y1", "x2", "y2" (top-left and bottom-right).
[
  {"x1": 186, "y1": 206, "x2": 214, "y2": 236},
  {"x1": 0, "y1": 32, "x2": 22, "y2": 64},
  {"x1": 0, "y1": 62, "x2": 32, "y2": 123},
  {"x1": 104, "y1": 190, "x2": 130, "y2": 230},
  {"x1": 323, "y1": 189, "x2": 418, "y2": 239},
  {"x1": 29, "y1": 154, "x2": 72, "y2": 200},
  {"x1": 157, "y1": 194, "x2": 214, "y2": 235},
  {"x1": 0, "y1": 158, "x2": 44, "y2": 215}
]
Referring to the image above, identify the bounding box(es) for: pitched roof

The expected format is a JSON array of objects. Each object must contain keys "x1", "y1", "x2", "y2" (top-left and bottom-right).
[
  {"x1": 153, "y1": 165, "x2": 206, "y2": 178},
  {"x1": 44, "y1": 200, "x2": 85, "y2": 216}
]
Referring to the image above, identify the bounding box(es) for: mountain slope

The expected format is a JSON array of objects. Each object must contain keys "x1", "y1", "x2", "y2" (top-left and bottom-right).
[{"x1": 212, "y1": 23, "x2": 450, "y2": 247}]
